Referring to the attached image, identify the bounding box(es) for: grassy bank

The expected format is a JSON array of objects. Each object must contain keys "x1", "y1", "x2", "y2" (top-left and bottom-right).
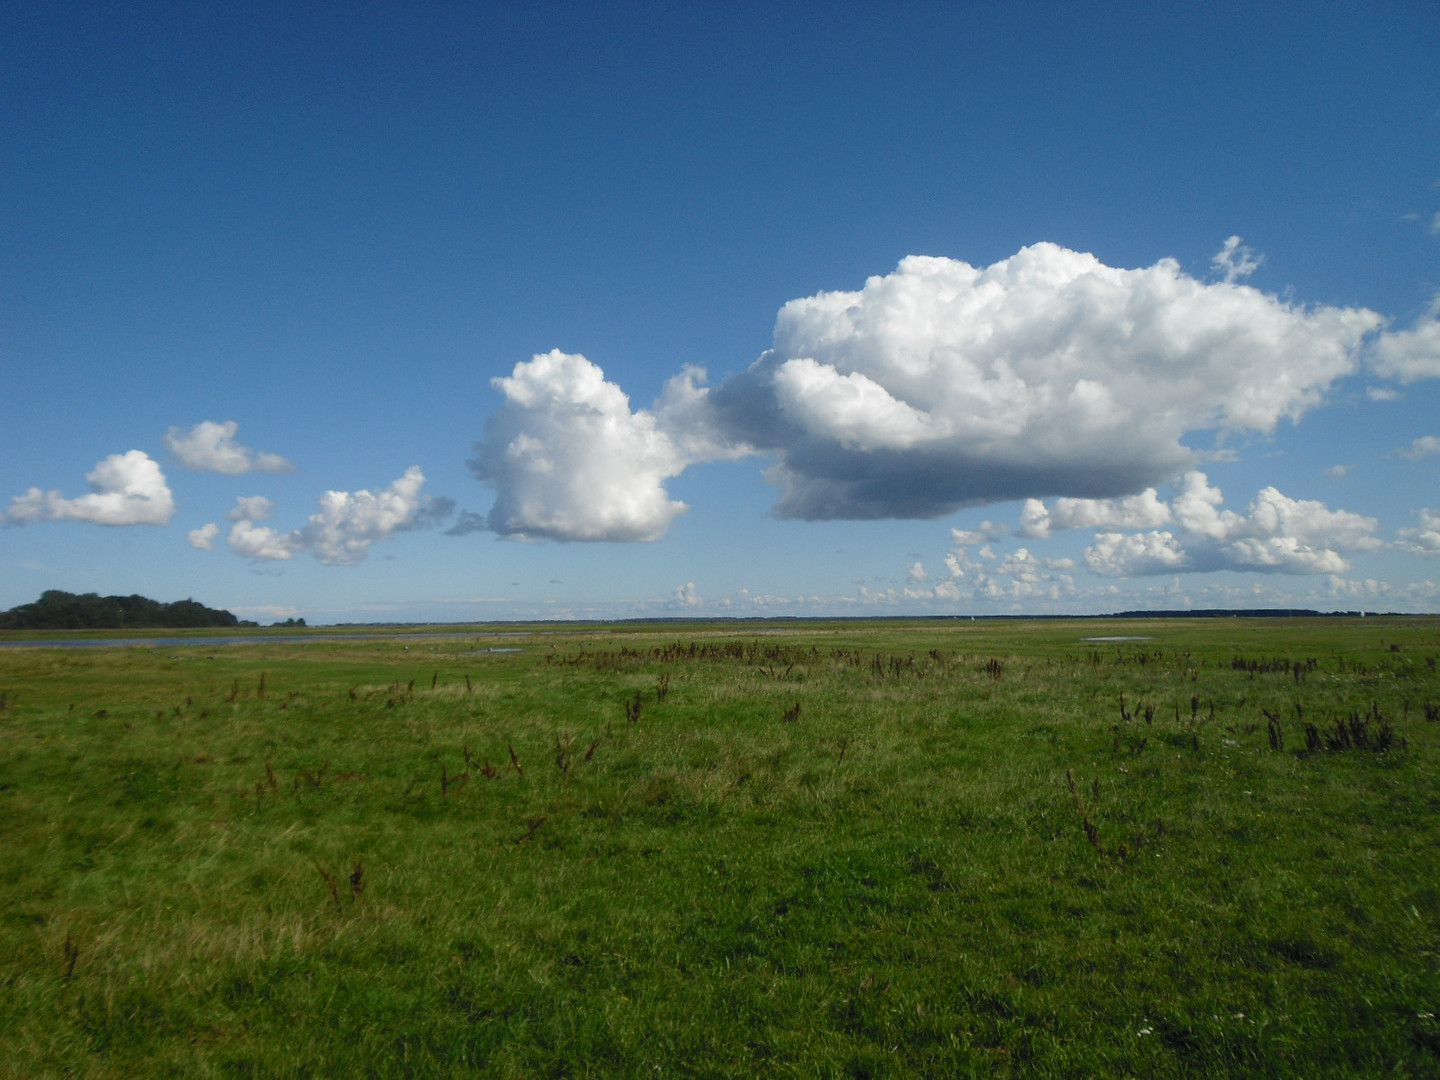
[{"x1": 1, "y1": 618, "x2": 1437, "y2": 1077}]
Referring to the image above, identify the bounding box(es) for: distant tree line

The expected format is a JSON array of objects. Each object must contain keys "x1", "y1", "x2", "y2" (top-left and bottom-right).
[{"x1": 0, "y1": 590, "x2": 255, "y2": 630}]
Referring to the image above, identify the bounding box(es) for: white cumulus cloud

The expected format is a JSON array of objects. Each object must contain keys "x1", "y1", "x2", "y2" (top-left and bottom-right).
[
  {"x1": 706, "y1": 243, "x2": 1383, "y2": 519},
  {"x1": 941, "y1": 542, "x2": 1077, "y2": 602},
  {"x1": 1369, "y1": 295, "x2": 1440, "y2": 383},
  {"x1": 6, "y1": 450, "x2": 176, "y2": 526},
  {"x1": 1399, "y1": 509, "x2": 1440, "y2": 556},
  {"x1": 301, "y1": 467, "x2": 427, "y2": 565},
  {"x1": 164, "y1": 421, "x2": 294, "y2": 475},
  {"x1": 227, "y1": 467, "x2": 428, "y2": 565},
  {"x1": 1070, "y1": 472, "x2": 1381, "y2": 577},
  {"x1": 1084, "y1": 531, "x2": 1192, "y2": 576},
  {"x1": 468, "y1": 350, "x2": 697, "y2": 542},
  {"x1": 468, "y1": 243, "x2": 1440, "y2": 536},
  {"x1": 228, "y1": 519, "x2": 302, "y2": 561},
  {"x1": 1018, "y1": 488, "x2": 1172, "y2": 539}
]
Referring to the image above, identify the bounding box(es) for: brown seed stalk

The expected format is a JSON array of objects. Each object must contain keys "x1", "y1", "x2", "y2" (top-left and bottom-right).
[
  {"x1": 62, "y1": 933, "x2": 78, "y2": 979},
  {"x1": 317, "y1": 866, "x2": 341, "y2": 907}
]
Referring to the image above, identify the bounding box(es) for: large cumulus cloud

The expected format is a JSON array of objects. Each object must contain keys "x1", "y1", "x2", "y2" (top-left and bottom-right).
[
  {"x1": 6, "y1": 451, "x2": 176, "y2": 526},
  {"x1": 707, "y1": 243, "x2": 1382, "y2": 520},
  {"x1": 467, "y1": 242, "x2": 1440, "y2": 539}
]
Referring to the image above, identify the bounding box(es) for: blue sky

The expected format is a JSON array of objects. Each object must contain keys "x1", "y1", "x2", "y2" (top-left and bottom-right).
[{"x1": 4, "y1": 1, "x2": 1439, "y2": 623}]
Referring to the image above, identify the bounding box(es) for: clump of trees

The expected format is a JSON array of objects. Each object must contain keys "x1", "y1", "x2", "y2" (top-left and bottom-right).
[{"x1": 0, "y1": 590, "x2": 251, "y2": 630}]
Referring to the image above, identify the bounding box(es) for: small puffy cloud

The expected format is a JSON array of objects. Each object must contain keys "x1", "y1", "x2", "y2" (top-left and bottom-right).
[
  {"x1": 906, "y1": 561, "x2": 929, "y2": 583},
  {"x1": 1325, "y1": 464, "x2": 1350, "y2": 479},
  {"x1": 228, "y1": 519, "x2": 302, "y2": 561},
  {"x1": 1085, "y1": 531, "x2": 1191, "y2": 576},
  {"x1": 706, "y1": 244, "x2": 1382, "y2": 520},
  {"x1": 188, "y1": 522, "x2": 220, "y2": 550},
  {"x1": 1369, "y1": 295, "x2": 1440, "y2": 383},
  {"x1": 1398, "y1": 435, "x2": 1440, "y2": 461},
  {"x1": 226, "y1": 495, "x2": 276, "y2": 522},
  {"x1": 468, "y1": 350, "x2": 696, "y2": 541},
  {"x1": 227, "y1": 467, "x2": 428, "y2": 565},
  {"x1": 1211, "y1": 235, "x2": 1263, "y2": 283},
  {"x1": 1399, "y1": 509, "x2": 1440, "y2": 556},
  {"x1": 671, "y1": 582, "x2": 702, "y2": 608},
  {"x1": 7, "y1": 450, "x2": 176, "y2": 526},
  {"x1": 941, "y1": 543, "x2": 1077, "y2": 602},
  {"x1": 164, "y1": 421, "x2": 294, "y2": 475},
  {"x1": 300, "y1": 467, "x2": 428, "y2": 565},
  {"x1": 1072, "y1": 472, "x2": 1380, "y2": 576}
]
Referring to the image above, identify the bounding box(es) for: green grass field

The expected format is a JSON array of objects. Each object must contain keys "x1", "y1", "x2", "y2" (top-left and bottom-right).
[{"x1": 2, "y1": 617, "x2": 1438, "y2": 1077}]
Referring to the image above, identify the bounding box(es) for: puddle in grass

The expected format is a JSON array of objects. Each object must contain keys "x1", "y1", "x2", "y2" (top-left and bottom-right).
[{"x1": 1081, "y1": 635, "x2": 1155, "y2": 642}]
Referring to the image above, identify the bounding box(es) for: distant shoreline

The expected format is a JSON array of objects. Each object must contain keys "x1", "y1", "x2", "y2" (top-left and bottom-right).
[{"x1": 1, "y1": 608, "x2": 1433, "y2": 648}]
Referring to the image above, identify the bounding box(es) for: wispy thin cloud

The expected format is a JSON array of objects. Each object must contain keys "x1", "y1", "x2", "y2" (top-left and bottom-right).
[{"x1": 1211, "y1": 235, "x2": 1263, "y2": 282}]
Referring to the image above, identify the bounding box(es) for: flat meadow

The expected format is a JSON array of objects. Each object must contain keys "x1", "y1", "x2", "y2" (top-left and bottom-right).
[{"x1": 1, "y1": 617, "x2": 1438, "y2": 1077}]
